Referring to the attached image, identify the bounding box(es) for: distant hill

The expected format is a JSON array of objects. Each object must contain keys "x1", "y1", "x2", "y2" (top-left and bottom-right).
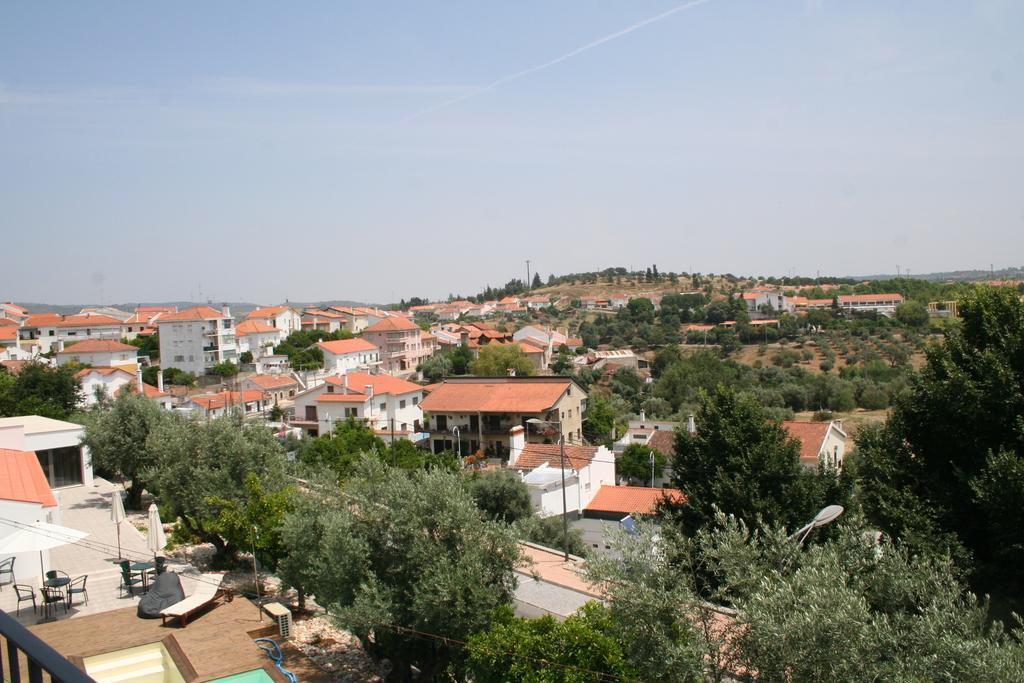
[
  {"x1": 9, "y1": 299, "x2": 375, "y2": 317},
  {"x1": 850, "y1": 266, "x2": 1024, "y2": 283}
]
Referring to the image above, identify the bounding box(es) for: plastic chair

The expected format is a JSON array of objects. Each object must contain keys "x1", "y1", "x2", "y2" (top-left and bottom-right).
[
  {"x1": 13, "y1": 583, "x2": 36, "y2": 616},
  {"x1": 119, "y1": 560, "x2": 144, "y2": 597},
  {"x1": 68, "y1": 575, "x2": 89, "y2": 606},
  {"x1": 0, "y1": 557, "x2": 14, "y2": 589},
  {"x1": 39, "y1": 586, "x2": 67, "y2": 619}
]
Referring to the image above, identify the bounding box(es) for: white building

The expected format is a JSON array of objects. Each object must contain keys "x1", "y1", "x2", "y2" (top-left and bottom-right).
[
  {"x1": 156, "y1": 306, "x2": 237, "y2": 376},
  {"x1": 235, "y1": 320, "x2": 284, "y2": 360},
  {"x1": 739, "y1": 291, "x2": 794, "y2": 319},
  {"x1": 0, "y1": 415, "x2": 93, "y2": 489},
  {"x1": 55, "y1": 339, "x2": 139, "y2": 370},
  {"x1": 508, "y1": 427, "x2": 616, "y2": 517},
  {"x1": 836, "y1": 293, "x2": 904, "y2": 315},
  {"x1": 181, "y1": 390, "x2": 269, "y2": 419},
  {"x1": 783, "y1": 420, "x2": 847, "y2": 469},
  {"x1": 75, "y1": 367, "x2": 135, "y2": 406},
  {"x1": 316, "y1": 338, "x2": 381, "y2": 374},
  {"x1": 240, "y1": 374, "x2": 299, "y2": 405},
  {"x1": 291, "y1": 372, "x2": 424, "y2": 438},
  {"x1": 0, "y1": 447, "x2": 60, "y2": 588},
  {"x1": 245, "y1": 306, "x2": 303, "y2": 336},
  {"x1": 19, "y1": 312, "x2": 125, "y2": 353}
]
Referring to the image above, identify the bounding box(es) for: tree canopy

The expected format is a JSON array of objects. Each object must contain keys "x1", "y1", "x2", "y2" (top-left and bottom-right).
[
  {"x1": 471, "y1": 344, "x2": 535, "y2": 377},
  {"x1": 0, "y1": 362, "x2": 82, "y2": 419}
]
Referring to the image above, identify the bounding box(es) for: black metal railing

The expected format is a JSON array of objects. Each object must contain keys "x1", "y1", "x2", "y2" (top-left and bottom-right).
[{"x1": 0, "y1": 609, "x2": 94, "y2": 683}]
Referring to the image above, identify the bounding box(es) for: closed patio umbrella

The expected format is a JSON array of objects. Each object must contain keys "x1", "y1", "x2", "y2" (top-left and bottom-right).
[
  {"x1": 147, "y1": 503, "x2": 166, "y2": 560},
  {"x1": 111, "y1": 488, "x2": 126, "y2": 559},
  {"x1": 0, "y1": 520, "x2": 89, "y2": 583}
]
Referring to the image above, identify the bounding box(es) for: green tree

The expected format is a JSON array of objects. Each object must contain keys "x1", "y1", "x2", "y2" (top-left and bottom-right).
[
  {"x1": 299, "y1": 417, "x2": 386, "y2": 477},
  {"x1": 417, "y1": 354, "x2": 452, "y2": 382},
  {"x1": 0, "y1": 362, "x2": 82, "y2": 418},
  {"x1": 293, "y1": 459, "x2": 520, "y2": 680},
  {"x1": 859, "y1": 286, "x2": 1024, "y2": 609},
  {"x1": 582, "y1": 395, "x2": 615, "y2": 442},
  {"x1": 209, "y1": 360, "x2": 239, "y2": 377},
  {"x1": 665, "y1": 386, "x2": 852, "y2": 534},
  {"x1": 514, "y1": 515, "x2": 588, "y2": 557},
  {"x1": 80, "y1": 389, "x2": 168, "y2": 509},
  {"x1": 894, "y1": 300, "x2": 930, "y2": 327},
  {"x1": 466, "y1": 604, "x2": 635, "y2": 682},
  {"x1": 471, "y1": 344, "x2": 535, "y2": 377},
  {"x1": 616, "y1": 443, "x2": 667, "y2": 486},
  {"x1": 469, "y1": 469, "x2": 533, "y2": 524},
  {"x1": 531, "y1": 272, "x2": 543, "y2": 289},
  {"x1": 449, "y1": 343, "x2": 474, "y2": 375},
  {"x1": 145, "y1": 415, "x2": 288, "y2": 563},
  {"x1": 239, "y1": 350, "x2": 254, "y2": 364},
  {"x1": 205, "y1": 474, "x2": 294, "y2": 570},
  {"x1": 161, "y1": 367, "x2": 197, "y2": 387}
]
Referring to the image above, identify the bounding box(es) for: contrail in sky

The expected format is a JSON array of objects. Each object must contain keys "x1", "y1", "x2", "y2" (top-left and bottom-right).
[{"x1": 400, "y1": 0, "x2": 714, "y2": 124}]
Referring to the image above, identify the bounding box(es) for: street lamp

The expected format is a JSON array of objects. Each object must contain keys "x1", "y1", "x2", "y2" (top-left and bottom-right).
[
  {"x1": 526, "y1": 418, "x2": 570, "y2": 561},
  {"x1": 452, "y1": 426, "x2": 462, "y2": 458},
  {"x1": 789, "y1": 504, "x2": 844, "y2": 546}
]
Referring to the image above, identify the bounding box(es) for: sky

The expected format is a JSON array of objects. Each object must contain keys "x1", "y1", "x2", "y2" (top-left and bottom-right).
[{"x1": 1, "y1": 1, "x2": 1022, "y2": 305}]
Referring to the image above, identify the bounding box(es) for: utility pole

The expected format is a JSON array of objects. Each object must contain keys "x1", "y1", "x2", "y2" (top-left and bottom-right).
[
  {"x1": 559, "y1": 433, "x2": 569, "y2": 561},
  {"x1": 526, "y1": 260, "x2": 531, "y2": 289},
  {"x1": 650, "y1": 450, "x2": 655, "y2": 487}
]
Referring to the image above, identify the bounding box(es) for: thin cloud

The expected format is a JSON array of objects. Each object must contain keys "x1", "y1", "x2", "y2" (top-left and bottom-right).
[
  {"x1": 400, "y1": 0, "x2": 715, "y2": 124},
  {"x1": 200, "y1": 78, "x2": 472, "y2": 97}
]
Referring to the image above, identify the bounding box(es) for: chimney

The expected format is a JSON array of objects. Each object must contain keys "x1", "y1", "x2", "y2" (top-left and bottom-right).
[
  {"x1": 343, "y1": 373, "x2": 349, "y2": 391},
  {"x1": 639, "y1": 409, "x2": 646, "y2": 424},
  {"x1": 364, "y1": 383, "x2": 374, "y2": 399},
  {"x1": 57, "y1": 339, "x2": 65, "y2": 352},
  {"x1": 687, "y1": 414, "x2": 696, "y2": 434},
  {"x1": 221, "y1": 303, "x2": 231, "y2": 318},
  {"x1": 508, "y1": 426, "x2": 525, "y2": 467},
  {"x1": 136, "y1": 367, "x2": 144, "y2": 393},
  {"x1": 157, "y1": 370, "x2": 164, "y2": 392}
]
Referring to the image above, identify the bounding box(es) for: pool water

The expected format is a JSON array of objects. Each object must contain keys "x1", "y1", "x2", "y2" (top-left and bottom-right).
[{"x1": 207, "y1": 668, "x2": 277, "y2": 683}]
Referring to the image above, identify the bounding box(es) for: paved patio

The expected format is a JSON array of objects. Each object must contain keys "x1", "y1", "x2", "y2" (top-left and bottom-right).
[{"x1": 0, "y1": 478, "x2": 195, "y2": 626}]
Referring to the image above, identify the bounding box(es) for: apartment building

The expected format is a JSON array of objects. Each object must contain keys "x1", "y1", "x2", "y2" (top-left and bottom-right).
[
  {"x1": 54, "y1": 339, "x2": 138, "y2": 369},
  {"x1": 420, "y1": 376, "x2": 587, "y2": 458},
  {"x1": 291, "y1": 372, "x2": 424, "y2": 438},
  {"x1": 156, "y1": 306, "x2": 237, "y2": 376},
  {"x1": 361, "y1": 317, "x2": 432, "y2": 375}
]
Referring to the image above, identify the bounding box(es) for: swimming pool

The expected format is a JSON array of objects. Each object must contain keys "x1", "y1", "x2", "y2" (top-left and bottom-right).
[{"x1": 207, "y1": 668, "x2": 277, "y2": 683}]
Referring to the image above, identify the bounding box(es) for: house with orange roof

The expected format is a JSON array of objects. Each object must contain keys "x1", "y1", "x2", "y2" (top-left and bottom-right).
[
  {"x1": 509, "y1": 427, "x2": 616, "y2": 517},
  {"x1": 155, "y1": 306, "x2": 238, "y2": 376},
  {"x1": 290, "y1": 371, "x2": 425, "y2": 438},
  {"x1": 316, "y1": 338, "x2": 380, "y2": 374},
  {"x1": 120, "y1": 307, "x2": 177, "y2": 340},
  {"x1": 0, "y1": 301, "x2": 29, "y2": 324},
  {"x1": 420, "y1": 376, "x2": 587, "y2": 458},
  {"x1": 583, "y1": 485, "x2": 685, "y2": 520},
  {"x1": 74, "y1": 367, "x2": 134, "y2": 406},
  {"x1": 300, "y1": 308, "x2": 346, "y2": 333},
  {"x1": 736, "y1": 290, "x2": 794, "y2": 319},
  {"x1": 782, "y1": 420, "x2": 847, "y2": 469},
  {"x1": 235, "y1": 319, "x2": 285, "y2": 360},
  {"x1": 0, "y1": 415, "x2": 93, "y2": 489},
  {"x1": 609, "y1": 293, "x2": 630, "y2": 309},
  {"x1": 239, "y1": 374, "x2": 299, "y2": 404},
  {"x1": 245, "y1": 305, "x2": 302, "y2": 336},
  {"x1": 55, "y1": 339, "x2": 138, "y2": 370},
  {"x1": 0, "y1": 444, "x2": 61, "y2": 584},
  {"x1": 19, "y1": 312, "x2": 125, "y2": 353},
  {"x1": 836, "y1": 293, "x2": 903, "y2": 315},
  {"x1": 361, "y1": 316, "x2": 433, "y2": 376},
  {"x1": 182, "y1": 390, "x2": 268, "y2": 418}
]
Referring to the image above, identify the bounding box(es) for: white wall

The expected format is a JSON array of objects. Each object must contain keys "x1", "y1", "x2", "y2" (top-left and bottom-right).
[{"x1": 0, "y1": 498, "x2": 55, "y2": 585}]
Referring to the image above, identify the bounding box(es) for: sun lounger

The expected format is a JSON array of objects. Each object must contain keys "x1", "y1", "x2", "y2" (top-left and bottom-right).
[{"x1": 159, "y1": 573, "x2": 231, "y2": 627}]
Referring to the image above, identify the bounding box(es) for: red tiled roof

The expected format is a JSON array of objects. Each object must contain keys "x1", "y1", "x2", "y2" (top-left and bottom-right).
[
  {"x1": 839, "y1": 293, "x2": 904, "y2": 303},
  {"x1": 75, "y1": 367, "x2": 133, "y2": 379},
  {"x1": 585, "y1": 486, "x2": 685, "y2": 516},
  {"x1": 235, "y1": 319, "x2": 278, "y2": 336},
  {"x1": 157, "y1": 306, "x2": 227, "y2": 322},
  {"x1": 317, "y1": 338, "x2": 379, "y2": 355},
  {"x1": 0, "y1": 449, "x2": 58, "y2": 507},
  {"x1": 23, "y1": 313, "x2": 63, "y2": 327},
  {"x1": 135, "y1": 306, "x2": 178, "y2": 314},
  {"x1": 115, "y1": 382, "x2": 170, "y2": 399},
  {"x1": 420, "y1": 378, "x2": 573, "y2": 414},
  {"x1": 513, "y1": 443, "x2": 600, "y2": 472},
  {"x1": 515, "y1": 341, "x2": 545, "y2": 355},
  {"x1": 245, "y1": 374, "x2": 298, "y2": 390},
  {"x1": 0, "y1": 318, "x2": 18, "y2": 327},
  {"x1": 247, "y1": 306, "x2": 291, "y2": 319},
  {"x1": 0, "y1": 328, "x2": 17, "y2": 342},
  {"x1": 302, "y1": 309, "x2": 344, "y2": 319},
  {"x1": 54, "y1": 314, "x2": 123, "y2": 328},
  {"x1": 363, "y1": 317, "x2": 420, "y2": 333},
  {"x1": 324, "y1": 371, "x2": 422, "y2": 396},
  {"x1": 0, "y1": 359, "x2": 29, "y2": 374},
  {"x1": 647, "y1": 429, "x2": 676, "y2": 457},
  {"x1": 57, "y1": 339, "x2": 137, "y2": 354},
  {"x1": 782, "y1": 421, "x2": 830, "y2": 462}
]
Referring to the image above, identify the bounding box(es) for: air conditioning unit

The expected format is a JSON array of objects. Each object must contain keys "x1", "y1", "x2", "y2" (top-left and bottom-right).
[{"x1": 263, "y1": 602, "x2": 293, "y2": 640}]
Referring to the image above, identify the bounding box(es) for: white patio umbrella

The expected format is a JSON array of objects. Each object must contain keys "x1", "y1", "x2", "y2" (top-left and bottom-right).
[
  {"x1": 147, "y1": 503, "x2": 166, "y2": 560},
  {"x1": 0, "y1": 520, "x2": 89, "y2": 583},
  {"x1": 111, "y1": 488, "x2": 127, "y2": 559}
]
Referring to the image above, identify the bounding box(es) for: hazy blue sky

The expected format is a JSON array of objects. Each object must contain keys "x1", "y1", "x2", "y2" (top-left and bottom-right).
[{"x1": 2, "y1": 1, "x2": 1021, "y2": 305}]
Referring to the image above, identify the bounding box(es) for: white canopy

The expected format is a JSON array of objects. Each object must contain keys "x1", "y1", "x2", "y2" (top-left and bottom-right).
[
  {"x1": 0, "y1": 520, "x2": 88, "y2": 554},
  {"x1": 147, "y1": 503, "x2": 166, "y2": 556}
]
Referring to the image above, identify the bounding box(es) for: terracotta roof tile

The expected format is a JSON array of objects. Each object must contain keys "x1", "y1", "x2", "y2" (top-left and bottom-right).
[
  {"x1": 782, "y1": 421, "x2": 831, "y2": 462},
  {"x1": 324, "y1": 371, "x2": 421, "y2": 396},
  {"x1": 247, "y1": 306, "x2": 292, "y2": 319},
  {"x1": 235, "y1": 319, "x2": 278, "y2": 336},
  {"x1": 363, "y1": 317, "x2": 420, "y2": 333},
  {"x1": 245, "y1": 374, "x2": 298, "y2": 389},
  {"x1": 190, "y1": 390, "x2": 265, "y2": 410},
  {"x1": 647, "y1": 429, "x2": 676, "y2": 456},
  {"x1": 0, "y1": 449, "x2": 58, "y2": 506},
  {"x1": 585, "y1": 485, "x2": 685, "y2": 516},
  {"x1": 157, "y1": 306, "x2": 228, "y2": 322},
  {"x1": 0, "y1": 328, "x2": 17, "y2": 342},
  {"x1": 420, "y1": 378, "x2": 574, "y2": 414},
  {"x1": 57, "y1": 339, "x2": 137, "y2": 354},
  {"x1": 317, "y1": 338, "x2": 379, "y2": 355},
  {"x1": 513, "y1": 443, "x2": 599, "y2": 472}
]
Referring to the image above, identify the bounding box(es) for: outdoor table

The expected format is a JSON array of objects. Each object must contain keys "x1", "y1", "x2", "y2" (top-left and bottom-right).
[
  {"x1": 131, "y1": 561, "x2": 155, "y2": 587},
  {"x1": 43, "y1": 576, "x2": 70, "y2": 589}
]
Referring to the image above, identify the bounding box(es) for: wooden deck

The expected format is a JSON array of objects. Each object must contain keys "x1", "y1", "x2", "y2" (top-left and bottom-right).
[{"x1": 20, "y1": 597, "x2": 332, "y2": 683}]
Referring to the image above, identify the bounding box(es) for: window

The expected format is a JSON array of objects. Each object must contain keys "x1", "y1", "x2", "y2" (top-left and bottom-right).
[
  {"x1": 436, "y1": 415, "x2": 448, "y2": 430},
  {"x1": 379, "y1": 402, "x2": 386, "y2": 412},
  {"x1": 400, "y1": 400, "x2": 406, "y2": 409},
  {"x1": 401, "y1": 423, "x2": 407, "y2": 431},
  {"x1": 174, "y1": 355, "x2": 185, "y2": 362},
  {"x1": 345, "y1": 408, "x2": 358, "y2": 418},
  {"x1": 412, "y1": 396, "x2": 418, "y2": 405},
  {"x1": 327, "y1": 385, "x2": 334, "y2": 393}
]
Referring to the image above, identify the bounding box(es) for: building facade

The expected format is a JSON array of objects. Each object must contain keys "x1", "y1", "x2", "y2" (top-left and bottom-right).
[{"x1": 156, "y1": 306, "x2": 238, "y2": 376}]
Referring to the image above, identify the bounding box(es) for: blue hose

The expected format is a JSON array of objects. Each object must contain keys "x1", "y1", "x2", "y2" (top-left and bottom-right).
[{"x1": 254, "y1": 638, "x2": 298, "y2": 683}]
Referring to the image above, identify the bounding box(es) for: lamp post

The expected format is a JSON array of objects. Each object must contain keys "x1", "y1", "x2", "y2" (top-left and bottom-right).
[
  {"x1": 452, "y1": 426, "x2": 461, "y2": 458},
  {"x1": 782, "y1": 504, "x2": 845, "y2": 572},
  {"x1": 526, "y1": 418, "x2": 570, "y2": 561}
]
